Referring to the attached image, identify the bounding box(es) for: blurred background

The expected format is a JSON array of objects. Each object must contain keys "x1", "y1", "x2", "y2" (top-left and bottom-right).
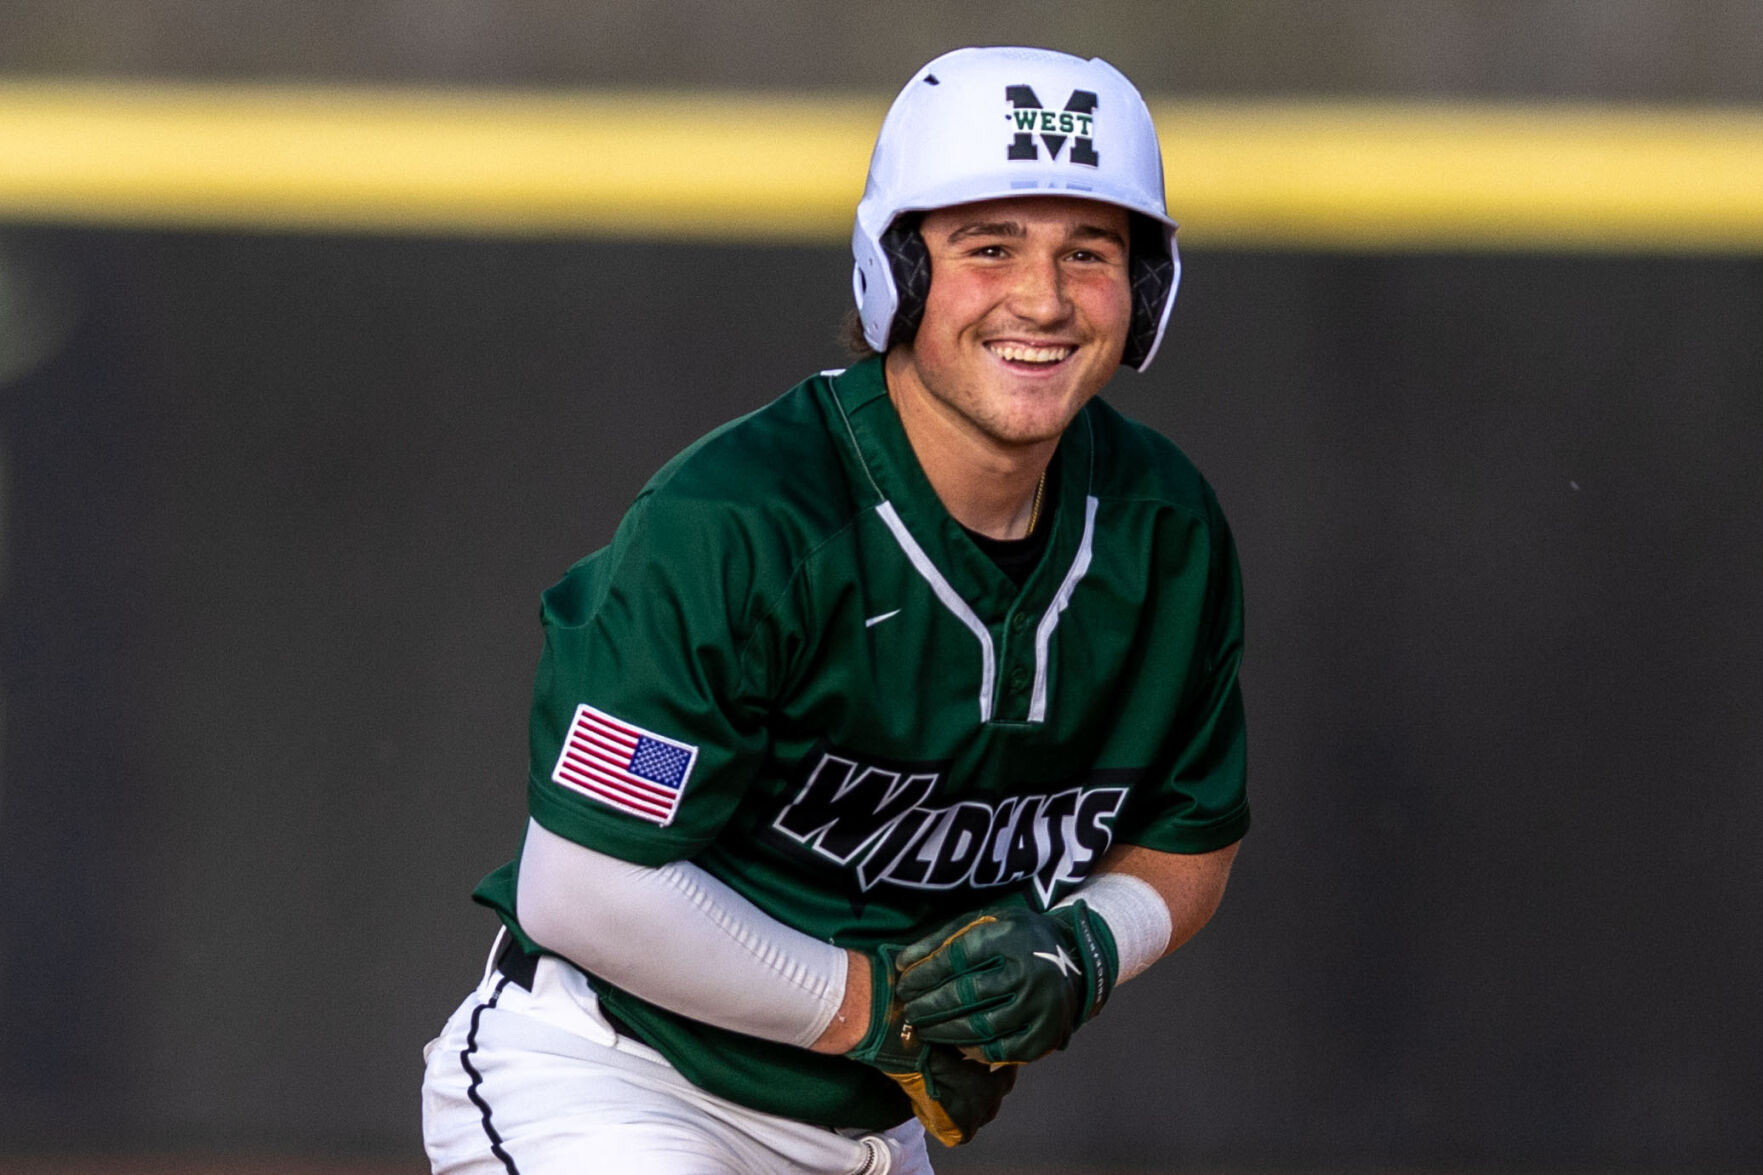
[{"x1": 1, "y1": 2, "x2": 1760, "y2": 1172}]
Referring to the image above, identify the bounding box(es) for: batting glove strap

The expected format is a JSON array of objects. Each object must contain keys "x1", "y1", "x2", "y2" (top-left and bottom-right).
[
  {"x1": 845, "y1": 948, "x2": 920, "y2": 1071},
  {"x1": 1048, "y1": 899, "x2": 1119, "y2": 1024}
]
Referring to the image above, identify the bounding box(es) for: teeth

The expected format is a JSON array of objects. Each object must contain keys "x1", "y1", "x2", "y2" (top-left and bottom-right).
[{"x1": 989, "y1": 342, "x2": 1071, "y2": 364}]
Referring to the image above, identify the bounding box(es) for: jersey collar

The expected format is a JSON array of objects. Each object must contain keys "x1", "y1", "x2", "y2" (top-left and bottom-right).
[{"x1": 826, "y1": 356, "x2": 1098, "y2": 627}]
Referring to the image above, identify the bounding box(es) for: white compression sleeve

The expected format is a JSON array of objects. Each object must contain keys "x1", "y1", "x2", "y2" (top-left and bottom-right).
[
  {"x1": 1055, "y1": 871, "x2": 1173, "y2": 984},
  {"x1": 514, "y1": 819, "x2": 848, "y2": 1049}
]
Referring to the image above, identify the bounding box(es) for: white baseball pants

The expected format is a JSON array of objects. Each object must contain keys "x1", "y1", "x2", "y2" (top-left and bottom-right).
[{"x1": 421, "y1": 939, "x2": 932, "y2": 1175}]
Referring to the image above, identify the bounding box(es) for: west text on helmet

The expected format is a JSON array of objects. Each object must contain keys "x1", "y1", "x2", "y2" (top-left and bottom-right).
[{"x1": 1004, "y1": 86, "x2": 1099, "y2": 166}]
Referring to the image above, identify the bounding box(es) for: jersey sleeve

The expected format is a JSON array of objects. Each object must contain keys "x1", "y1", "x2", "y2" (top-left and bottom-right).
[
  {"x1": 1125, "y1": 486, "x2": 1251, "y2": 853},
  {"x1": 526, "y1": 489, "x2": 781, "y2": 866}
]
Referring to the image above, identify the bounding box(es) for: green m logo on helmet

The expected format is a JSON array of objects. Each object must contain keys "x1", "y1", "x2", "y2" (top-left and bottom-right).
[{"x1": 1005, "y1": 86, "x2": 1099, "y2": 166}]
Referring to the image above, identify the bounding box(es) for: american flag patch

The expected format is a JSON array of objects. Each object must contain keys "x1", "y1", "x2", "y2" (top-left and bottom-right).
[{"x1": 550, "y1": 703, "x2": 698, "y2": 826}]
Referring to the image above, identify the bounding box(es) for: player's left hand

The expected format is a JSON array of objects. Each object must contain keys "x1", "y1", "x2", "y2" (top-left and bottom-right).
[
  {"x1": 844, "y1": 947, "x2": 1016, "y2": 1146},
  {"x1": 895, "y1": 902, "x2": 1117, "y2": 1064}
]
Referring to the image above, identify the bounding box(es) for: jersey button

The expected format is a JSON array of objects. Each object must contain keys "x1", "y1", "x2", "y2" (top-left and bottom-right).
[
  {"x1": 1009, "y1": 612, "x2": 1030, "y2": 633},
  {"x1": 1008, "y1": 666, "x2": 1031, "y2": 692}
]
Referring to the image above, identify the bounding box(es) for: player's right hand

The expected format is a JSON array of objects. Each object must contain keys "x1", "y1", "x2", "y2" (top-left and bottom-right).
[
  {"x1": 895, "y1": 901, "x2": 1117, "y2": 1064},
  {"x1": 844, "y1": 948, "x2": 1016, "y2": 1145}
]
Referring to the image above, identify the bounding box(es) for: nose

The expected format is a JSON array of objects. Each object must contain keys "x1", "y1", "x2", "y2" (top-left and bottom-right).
[{"x1": 1003, "y1": 252, "x2": 1070, "y2": 325}]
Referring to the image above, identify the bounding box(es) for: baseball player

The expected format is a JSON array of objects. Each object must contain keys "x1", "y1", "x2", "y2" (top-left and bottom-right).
[{"x1": 421, "y1": 45, "x2": 1248, "y2": 1175}]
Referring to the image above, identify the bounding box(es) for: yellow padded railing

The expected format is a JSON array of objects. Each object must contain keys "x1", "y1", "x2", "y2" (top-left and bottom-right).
[{"x1": 2, "y1": 81, "x2": 1760, "y2": 250}]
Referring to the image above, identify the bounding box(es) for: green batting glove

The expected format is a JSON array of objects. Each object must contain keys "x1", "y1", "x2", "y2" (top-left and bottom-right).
[
  {"x1": 845, "y1": 947, "x2": 1016, "y2": 1146},
  {"x1": 895, "y1": 902, "x2": 1118, "y2": 1065}
]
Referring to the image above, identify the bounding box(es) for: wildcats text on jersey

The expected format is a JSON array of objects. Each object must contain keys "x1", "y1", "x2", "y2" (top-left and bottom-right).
[{"x1": 769, "y1": 746, "x2": 1131, "y2": 907}]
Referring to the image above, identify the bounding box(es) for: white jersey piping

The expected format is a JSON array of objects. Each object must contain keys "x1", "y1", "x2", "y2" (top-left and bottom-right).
[
  {"x1": 875, "y1": 501, "x2": 998, "y2": 722},
  {"x1": 1030, "y1": 494, "x2": 1099, "y2": 723},
  {"x1": 838, "y1": 371, "x2": 1100, "y2": 727}
]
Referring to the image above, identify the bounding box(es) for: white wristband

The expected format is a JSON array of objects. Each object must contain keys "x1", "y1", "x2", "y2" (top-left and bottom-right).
[{"x1": 1056, "y1": 871, "x2": 1172, "y2": 984}]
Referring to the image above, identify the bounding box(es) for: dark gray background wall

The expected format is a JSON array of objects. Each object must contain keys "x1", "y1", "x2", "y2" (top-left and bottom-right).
[
  {"x1": 2, "y1": 0, "x2": 1763, "y2": 101},
  {"x1": 0, "y1": 229, "x2": 1758, "y2": 1168},
  {"x1": 6, "y1": 1, "x2": 1763, "y2": 1165}
]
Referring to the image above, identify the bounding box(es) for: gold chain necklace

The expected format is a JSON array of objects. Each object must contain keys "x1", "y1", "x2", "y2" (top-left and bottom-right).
[{"x1": 1027, "y1": 468, "x2": 1047, "y2": 535}]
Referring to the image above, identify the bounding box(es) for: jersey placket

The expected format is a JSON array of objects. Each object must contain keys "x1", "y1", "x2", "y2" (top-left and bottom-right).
[
  {"x1": 830, "y1": 362, "x2": 1098, "y2": 729},
  {"x1": 987, "y1": 488, "x2": 1096, "y2": 726}
]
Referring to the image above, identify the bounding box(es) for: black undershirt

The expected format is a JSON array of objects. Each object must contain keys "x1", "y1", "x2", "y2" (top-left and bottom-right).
[
  {"x1": 964, "y1": 523, "x2": 1049, "y2": 585},
  {"x1": 961, "y1": 459, "x2": 1060, "y2": 586}
]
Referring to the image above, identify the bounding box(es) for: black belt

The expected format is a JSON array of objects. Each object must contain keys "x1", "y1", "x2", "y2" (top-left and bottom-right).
[
  {"x1": 494, "y1": 931, "x2": 540, "y2": 990},
  {"x1": 495, "y1": 932, "x2": 645, "y2": 1041}
]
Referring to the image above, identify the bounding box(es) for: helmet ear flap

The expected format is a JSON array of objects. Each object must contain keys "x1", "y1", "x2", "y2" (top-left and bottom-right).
[
  {"x1": 881, "y1": 215, "x2": 930, "y2": 347},
  {"x1": 1121, "y1": 212, "x2": 1178, "y2": 371},
  {"x1": 1122, "y1": 250, "x2": 1176, "y2": 369}
]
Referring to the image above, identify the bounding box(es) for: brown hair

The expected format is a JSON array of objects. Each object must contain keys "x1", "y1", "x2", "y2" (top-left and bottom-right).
[{"x1": 839, "y1": 307, "x2": 879, "y2": 360}]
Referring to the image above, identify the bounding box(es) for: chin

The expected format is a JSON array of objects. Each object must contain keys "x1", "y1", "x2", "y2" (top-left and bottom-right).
[
  {"x1": 985, "y1": 413, "x2": 1077, "y2": 448},
  {"x1": 994, "y1": 388, "x2": 1098, "y2": 441}
]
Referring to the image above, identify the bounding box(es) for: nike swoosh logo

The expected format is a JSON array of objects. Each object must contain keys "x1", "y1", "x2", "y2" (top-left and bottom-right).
[{"x1": 865, "y1": 609, "x2": 902, "y2": 629}]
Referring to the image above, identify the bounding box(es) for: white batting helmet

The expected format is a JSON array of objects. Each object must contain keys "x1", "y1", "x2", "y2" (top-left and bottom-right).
[{"x1": 852, "y1": 46, "x2": 1181, "y2": 371}]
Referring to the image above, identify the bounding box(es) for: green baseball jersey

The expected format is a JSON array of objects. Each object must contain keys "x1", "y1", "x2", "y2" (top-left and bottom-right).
[{"x1": 474, "y1": 355, "x2": 1248, "y2": 1129}]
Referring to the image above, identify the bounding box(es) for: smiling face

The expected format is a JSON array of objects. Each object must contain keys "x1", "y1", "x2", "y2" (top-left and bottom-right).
[{"x1": 885, "y1": 196, "x2": 1134, "y2": 454}]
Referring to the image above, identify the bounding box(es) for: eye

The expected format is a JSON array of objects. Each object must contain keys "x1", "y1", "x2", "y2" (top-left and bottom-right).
[{"x1": 1067, "y1": 245, "x2": 1123, "y2": 265}]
